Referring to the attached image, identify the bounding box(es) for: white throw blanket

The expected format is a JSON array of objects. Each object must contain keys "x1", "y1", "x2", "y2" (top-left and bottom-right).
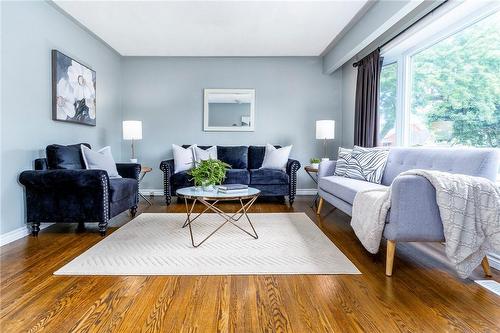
[{"x1": 351, "y1": 169, "x2": 500, "y2": 278}]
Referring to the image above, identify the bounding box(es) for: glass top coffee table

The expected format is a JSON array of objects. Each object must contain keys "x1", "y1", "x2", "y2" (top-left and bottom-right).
[{"x1": 176, "y1": 186, "x2": 260, "y2": 247}]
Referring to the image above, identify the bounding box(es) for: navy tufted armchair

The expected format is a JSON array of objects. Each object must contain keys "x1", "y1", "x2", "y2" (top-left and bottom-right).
[
  {"x1": 160, "y1": 145, "x2": 300, "y2": 205},
  {"x1": 19, "y1": 144, "x2": 140, "y2": 236}
]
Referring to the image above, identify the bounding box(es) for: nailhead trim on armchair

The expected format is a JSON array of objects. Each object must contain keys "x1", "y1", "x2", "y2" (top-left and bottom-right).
[
  {"x1": 98, "y1": 173, "x2": 110, "y2": 236},
  {"x1": 287, "y1": 159, "x2": 301, "y2": 205},
  {"x1": 160, "y1": 160, "x2": 172, "y2": 205}
]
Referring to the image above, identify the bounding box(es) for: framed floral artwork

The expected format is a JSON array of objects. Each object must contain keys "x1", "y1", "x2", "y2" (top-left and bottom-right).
[{"x1": 52, "y1": 50, "x2": 96, "y2": 126}]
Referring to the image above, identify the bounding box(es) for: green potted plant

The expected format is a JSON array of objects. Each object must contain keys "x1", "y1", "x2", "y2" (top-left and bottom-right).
[
  {"x1": 310, "y1": 158, "x2": 321, "y2": 169},
  {"x1": 188, "y1": 159, "x2": 231, "y2": 191}
]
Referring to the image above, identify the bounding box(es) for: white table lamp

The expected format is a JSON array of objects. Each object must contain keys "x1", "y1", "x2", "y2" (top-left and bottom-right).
[
  {"x1": 123, "y1": 120, "x2": 142, "y2": 162},
  {"x1": 316, "y1": 120, "x2": 335, "y2": 161}
]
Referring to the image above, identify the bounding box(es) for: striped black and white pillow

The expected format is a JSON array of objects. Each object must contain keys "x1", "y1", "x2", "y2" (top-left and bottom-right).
[
  {"x1": 345, "y1": 146, "x2": 389, "y2": 184},
  {"x1": 333, "y1": 147, "x2": 352, "y2": 177}
]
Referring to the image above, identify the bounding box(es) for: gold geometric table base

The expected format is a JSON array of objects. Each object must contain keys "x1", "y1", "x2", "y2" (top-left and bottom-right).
[{"x1": 182, "y1": 196, "x2": 259, "y2": 248}]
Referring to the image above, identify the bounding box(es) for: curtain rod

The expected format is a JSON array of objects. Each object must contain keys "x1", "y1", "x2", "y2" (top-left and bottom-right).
[{"x1": 353, "y1": 0, "x2": 448, "y2": 68}]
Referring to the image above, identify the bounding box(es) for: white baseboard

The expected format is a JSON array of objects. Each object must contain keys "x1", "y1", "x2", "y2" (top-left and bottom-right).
[
  {"x1": 140, "y1": 189, "x2": 164, "y2": 196},
  {"x1": 140, "y1": 188, "x2": 318, "y2": 196},
  {"x1": 296, "y1": 189, "x2": 318, "y2": 195},
  {"x1": 0, "y1": 223, "x2": 54, "y2": 247}
]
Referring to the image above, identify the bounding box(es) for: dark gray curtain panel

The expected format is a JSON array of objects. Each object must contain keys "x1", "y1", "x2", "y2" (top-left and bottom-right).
[{"x1": 354, "y1": 49, "x2": 382, "y2": 147}]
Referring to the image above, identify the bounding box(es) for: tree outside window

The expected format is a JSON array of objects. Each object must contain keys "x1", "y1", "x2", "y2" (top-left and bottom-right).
[
  {"x1": 410, "y1": 12, "x2": 499, "y2": 147},
  {"x1": 378, "y1": 63, "x2": 397, "y2": 146}
]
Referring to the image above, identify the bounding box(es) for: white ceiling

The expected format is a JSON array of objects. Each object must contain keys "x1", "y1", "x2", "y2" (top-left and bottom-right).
[{"x1": 53, "y1": 0, "x2": 369, "y2": 57}]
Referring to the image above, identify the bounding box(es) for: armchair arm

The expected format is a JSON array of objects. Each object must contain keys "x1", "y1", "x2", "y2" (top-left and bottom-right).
[
  {"x1": 116, "y1": 163, "x2": 141, "y2": 180},
  {"x1": 286, "y1": 158, "x2": 301, "y2": 175},
  {"x1": 286, "y1": 159, "x2": 301, "y2": 205},
  {"x1": 384, "y1": 175, "x2": 444, "y2": 242},
  {"x1": 18, "y1": 169, "x2": 110, "y2": 223},
  {"x1": 159, "y1": 159, "x2": 175, "y2": 205},
  {"x1": 19, "y1": 169, "x2": 109, "y2": 190},
  {"x1": 160, "y1": 159, "x2": 174, "y2": 173},
  {"x1": 318, "y1": 160, "x2": 337, "y2": 178}
]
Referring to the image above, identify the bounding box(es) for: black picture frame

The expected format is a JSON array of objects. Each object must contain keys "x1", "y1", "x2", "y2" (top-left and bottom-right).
[{"x1": 51, "y1": 50, "x2": 96, "y2": 126}]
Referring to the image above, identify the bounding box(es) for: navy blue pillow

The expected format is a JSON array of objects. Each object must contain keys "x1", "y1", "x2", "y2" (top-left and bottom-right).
[
  {"x1": 217, "y1": 146, "x2": 248, "y2": 169},
  {"x1": 46, "y1": 143, "x2": 90, "y2": 170}
]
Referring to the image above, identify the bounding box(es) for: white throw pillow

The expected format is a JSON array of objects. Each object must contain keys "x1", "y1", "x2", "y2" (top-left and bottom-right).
[
  {"x1": 194, "y1": 146, "x2": 217, "y2": 164},
  {"x1": 172, "y1": 144, "x2": 196, "y2": 173},
  {"x1": 81, "y1": 145, "x2": 121, "y2": 178},
  {"x1": 260, "y1": 144, "x2": 292, "y2": 170}
]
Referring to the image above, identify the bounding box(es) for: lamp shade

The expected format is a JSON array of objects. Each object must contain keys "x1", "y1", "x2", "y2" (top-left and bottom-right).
[
  {"x1": 316, "y1": 120, "x2": 335, "y2": 140},
  {"x1": 123, "y1": 120, "x2": 142, "y2": 140}
]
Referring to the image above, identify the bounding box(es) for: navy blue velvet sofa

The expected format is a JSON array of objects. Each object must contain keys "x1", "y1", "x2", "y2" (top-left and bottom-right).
[
  {"x1": 160, "y1": 145, "x2": 301, "y2": 205},
  {"x1": 19, "y1": 143, "x2": 140, "y2": 236}
]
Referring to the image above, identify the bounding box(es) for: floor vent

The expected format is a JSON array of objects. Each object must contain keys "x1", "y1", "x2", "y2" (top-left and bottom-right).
[{"x1": 475, "y1": 280, "x2": 500, "y2": 296}]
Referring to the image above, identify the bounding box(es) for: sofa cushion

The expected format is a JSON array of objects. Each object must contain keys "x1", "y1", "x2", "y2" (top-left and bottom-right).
[
  {"x1": 319, "y1": 176, "x2": 387, "y2": 204},
  {"x1": 171, "y1": 169, "x2": 250, "y2": 187},
  {"x1": 250, "y1": 169, "x2": 289, "y2": 185},
  {"x1": 248, "y1": 145, "x2": 281, "y2": 169},
  {"x1": 217, "y1": 146, "x2": 248, "y2": 169},
  {"x1": 381, "y1": 147, "x2": 500, "y2": 185},
  {"x1": 109, "y1": 178, "x2": 137, "y2": 202},
  {"x1": 171, "y1": 171, "x2": 192, "y2": 188},
  {"x1": 224, "y1": 169, "x2": 250, "y2": 184},
  {"x1": 46, "y1": 143, "x2": 90, "y2": 170}
]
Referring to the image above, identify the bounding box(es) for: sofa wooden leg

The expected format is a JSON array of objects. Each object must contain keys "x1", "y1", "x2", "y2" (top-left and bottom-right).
[
  {"x1": 316, "y1": 197, "x2": 324, "y2": 215},
  {"x1": 31, "y1": 222, "x2": 40, "y2": 237},
  {"x1": 130, "y1": 206, "x2": 137, "y2": 217},
  {"x1": 98, "y1": 222, "x2": 108, "y2": 237},
  {"x1": 386, "y1": 240, "x2": 396, "y2": 276},
  {"x1": 481, "y1": 256, "x2": 492, "y2": 277},
  {"x1": 76, "y1": 222, "x2": 86, "y2": 233}
]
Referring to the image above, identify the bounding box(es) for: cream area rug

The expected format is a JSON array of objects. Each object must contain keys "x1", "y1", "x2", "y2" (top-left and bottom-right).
[{"x1": 55, "y1": 213, "x2": 360, "y2": 276}]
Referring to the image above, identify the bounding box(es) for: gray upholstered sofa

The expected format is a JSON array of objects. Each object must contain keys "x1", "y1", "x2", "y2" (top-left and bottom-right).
[{"x1": 316, "y1": 147, "x2": 499, "y2": 276}]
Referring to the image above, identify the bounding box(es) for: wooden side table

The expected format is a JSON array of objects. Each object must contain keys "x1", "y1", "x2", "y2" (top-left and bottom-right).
[
  {"x1": 304, "y1": 166, "x2": 320, "y2": 208},
  {"x1": 139, "y1": 166, "x2": 153, "y2": 205}
]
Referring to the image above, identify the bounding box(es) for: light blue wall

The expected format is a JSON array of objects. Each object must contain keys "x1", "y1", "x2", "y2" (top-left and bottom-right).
[
  {"x1": 341, "y1": 61, "x2": 357, "y2": 148},
  {"x1": 121, "y1": 57, "x2": 342, "y2": 191},
  {"x1": 0, "y1": 3, "x2": 343, "y2": 236},
  {"x1": 0, "y1": 1, "x2": 122, "y2": 234}
]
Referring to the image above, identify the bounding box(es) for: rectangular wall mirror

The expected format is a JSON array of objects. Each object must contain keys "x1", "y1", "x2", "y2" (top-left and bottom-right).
[{"x1": 204, "y1": 88, "x2": 255, "y2": 131}]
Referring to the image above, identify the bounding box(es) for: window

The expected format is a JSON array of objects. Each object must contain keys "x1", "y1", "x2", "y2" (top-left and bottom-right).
[{"x1": 379, "y1": 2, "x2": 499, "y2": 148}]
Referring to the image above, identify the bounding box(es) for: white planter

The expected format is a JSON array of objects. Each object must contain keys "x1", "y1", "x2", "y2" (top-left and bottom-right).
[{"x1": 310, "y1": 163, "x2": 319, "y2": 169}]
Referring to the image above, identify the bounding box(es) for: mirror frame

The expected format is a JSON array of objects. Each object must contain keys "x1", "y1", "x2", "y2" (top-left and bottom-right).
[{"x1": 203, "y1": 88, "x2": 255, "y2": 132}]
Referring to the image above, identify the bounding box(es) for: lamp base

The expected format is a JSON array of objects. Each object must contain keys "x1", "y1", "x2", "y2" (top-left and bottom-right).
[{"x1": 130, "y1": 158, "x2": 138, "y2": 163}]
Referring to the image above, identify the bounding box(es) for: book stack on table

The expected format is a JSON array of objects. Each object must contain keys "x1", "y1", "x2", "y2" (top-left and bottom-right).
[{"x1": 217, "y1": 184, "x2": 249, "y2": 193}]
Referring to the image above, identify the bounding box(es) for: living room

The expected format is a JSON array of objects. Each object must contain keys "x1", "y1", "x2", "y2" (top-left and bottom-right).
[{"x1": 1, "y1": 0, "x2": 499, "y2": 332}]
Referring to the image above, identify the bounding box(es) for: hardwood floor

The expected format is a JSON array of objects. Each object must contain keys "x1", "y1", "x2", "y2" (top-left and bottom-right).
[{"x1": 1, "y1": 196, "x2": 499, "y2": 332}]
